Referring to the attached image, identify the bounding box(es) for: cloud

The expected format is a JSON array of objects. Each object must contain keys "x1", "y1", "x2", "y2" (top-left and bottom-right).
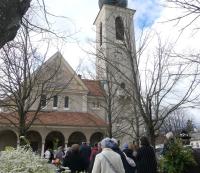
[{"x1": 129, "y1": 0, "x2": 162, "y2": 29}]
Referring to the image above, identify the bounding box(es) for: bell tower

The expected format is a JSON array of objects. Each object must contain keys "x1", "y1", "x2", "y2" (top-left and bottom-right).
[
  {"x1": 94, "y1": 0, "x2": 136, "y2": 88},
  {"x1": 94, "y1": 0, "x2": 139, "y2": 142}
]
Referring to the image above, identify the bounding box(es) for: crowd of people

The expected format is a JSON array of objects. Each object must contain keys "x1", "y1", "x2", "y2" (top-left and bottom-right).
[
  {"x1": 43, "y1": 133, "x2": 200, "y2": 173},
  {"x1": 43, "y1": 132, "x2": 200, "y2": 173},
  {"x1": 44, "y1": 136, "x2": 158, "y2": 173}
]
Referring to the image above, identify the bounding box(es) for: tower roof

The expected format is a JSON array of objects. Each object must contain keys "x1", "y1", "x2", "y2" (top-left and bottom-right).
[{"x1": 98, "y1": 0, "x2": 128, "y2": 9}]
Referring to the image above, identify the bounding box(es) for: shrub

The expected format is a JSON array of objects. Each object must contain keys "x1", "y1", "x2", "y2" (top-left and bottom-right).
[
  {"x1": 160, "y1": 139, "x2": 196, "y2": 173},
  {"x1": 0, "y1": 146, "x2": 54, "y2": 173}
]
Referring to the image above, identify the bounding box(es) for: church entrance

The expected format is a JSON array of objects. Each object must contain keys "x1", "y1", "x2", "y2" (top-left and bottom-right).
[
  {"x1": 68, "y1": 131, "x2": 86, "y2": 146},
  {"x1": 90, "y1": 132, "x2": 104, "y2": 146},
  {"x1": 45, "y1": 131, "x2": 65, "y2": 150},
  {"x1": 0, "y1": 130, "x2": 17, "y2": 151},
  {"x1": 26, "y1": 131, "x2": 42, "y2": 154}
]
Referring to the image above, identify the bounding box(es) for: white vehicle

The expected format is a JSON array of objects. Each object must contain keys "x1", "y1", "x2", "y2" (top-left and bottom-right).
[
  {"x1": 155, "y1": 144, "x2": 164, "y2": 159},
  {"x1": 190, "y1": 140, "x2": 200, "y2": 148}
]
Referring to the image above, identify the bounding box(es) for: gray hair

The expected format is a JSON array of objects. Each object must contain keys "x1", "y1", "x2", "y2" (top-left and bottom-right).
[
  {"x1": 111, "y1": 138, "x2": 118, "y2": 144},
  {"x1": 100, "y1": 137, "x2": 114, "y2": 149}
]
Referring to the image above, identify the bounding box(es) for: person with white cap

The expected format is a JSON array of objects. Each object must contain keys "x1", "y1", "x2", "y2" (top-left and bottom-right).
[
  {"x1": 162, "y1": 132, "x2": 174, "y2": 156},
  {"x1": 92, "y1": 137, "x2": 125, "y2": 173}
]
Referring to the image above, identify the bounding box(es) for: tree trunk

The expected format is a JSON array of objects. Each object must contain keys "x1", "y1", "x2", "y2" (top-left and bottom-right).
[
  {"x1": 147, "y1": 124, "x2": 156, "y2": 148},
  {"x1": 19, "y1": 112, "x2": 27, "y2": 146},
  {"x1": 135, "y1": 115, "x2": 140, "y2": 146},
  {"x1": 0, "y1": 0, "x2": 31, "y2": 48},
  {"x1": 108, "y1": 112, "x2": 112, "y2": 138}
]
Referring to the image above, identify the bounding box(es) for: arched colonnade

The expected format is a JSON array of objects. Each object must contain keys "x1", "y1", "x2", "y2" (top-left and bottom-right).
[{"x1": 0, "y1": 128, "x2": 104, "y2": 156}]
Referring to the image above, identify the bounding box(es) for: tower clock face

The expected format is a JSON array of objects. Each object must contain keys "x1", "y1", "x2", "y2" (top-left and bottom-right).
[{"x1": 98, "y1": 0, "x2": 128, "y2": 9}]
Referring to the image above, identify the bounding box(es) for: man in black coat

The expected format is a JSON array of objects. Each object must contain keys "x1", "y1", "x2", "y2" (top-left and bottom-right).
[
  {"x1": 80, "y1": 142, "x2": 91, "y2": 172},
  {"x1": 63, "y1": 144, "x2": 85, "y2": 173},
  {"x1": 136, "y1": 136, "x2": 157, "y2": 173}
]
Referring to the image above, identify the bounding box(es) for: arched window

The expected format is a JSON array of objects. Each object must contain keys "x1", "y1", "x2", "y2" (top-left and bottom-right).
[
  {"x1": 53, "y1": 95, "x2": 58, "y2": 108},
  {"x1": 120, "y1": 82, "x2": 125, "y2": 89},
  {"x1": 115, "y1": 16, "x2": 124, "y2": 40},
  {"x1": 100, "y1": 22, "x2": 102, "y2": 46},
  {"x1": 45, "y1": 131, "x2": 65, "y2": 150},
  {"x1": 68, "y1": 132, "x2": 86, "y2": 146},
  {"x1": 41, "y1": 94, "x2": 46, "y2": 107},
  {"x1": 64, "y1": 96, "x2": 69, "y2": 108}
]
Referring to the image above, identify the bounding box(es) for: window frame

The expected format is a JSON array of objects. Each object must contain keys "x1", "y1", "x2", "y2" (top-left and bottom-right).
[
  {"x1": 115, "y1": 16, "x2": 124, "y2": 41},
  {"x1": 64, "y1": 96, "x2": 69, "y2": 110},
  {"x1": 100, "y1": 22, "x2": 103, "y2": 46},
  {"x1": 53, "y1": 95, "x2": 58, "y2": 108},
  {"x1": 41, "y1": 94, "x2": 47, "y2": 107},
  {"x1": 92, "y1": 101, "x2": 101, "y2": 110}
]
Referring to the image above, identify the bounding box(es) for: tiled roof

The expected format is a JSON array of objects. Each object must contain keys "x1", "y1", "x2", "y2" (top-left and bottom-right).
[
  {"x1": 0, "y1": 112, "x2": 107, "y2": 127},
  {"x1": 82, "y1": 79, "x2": 105, "y2": 97}
]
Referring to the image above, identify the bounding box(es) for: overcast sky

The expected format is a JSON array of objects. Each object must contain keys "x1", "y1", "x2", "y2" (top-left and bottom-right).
[{"x1": 39, "y1": 0, "x2": 200, "y2": 125}]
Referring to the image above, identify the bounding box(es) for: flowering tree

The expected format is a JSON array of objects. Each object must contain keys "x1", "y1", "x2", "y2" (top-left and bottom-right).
[{"x1": 0, "y1": 146, "x2": 54, "y2": 173}]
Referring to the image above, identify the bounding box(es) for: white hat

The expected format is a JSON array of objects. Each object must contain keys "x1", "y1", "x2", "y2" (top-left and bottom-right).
[{"x1": 166, "y1": 132, "x2": 173, "y2": 139}]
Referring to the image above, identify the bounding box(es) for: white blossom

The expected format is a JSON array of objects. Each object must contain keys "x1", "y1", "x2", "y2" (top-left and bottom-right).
[{"x1": 0, "y1": 146, "x2": 54, "y2": 173}]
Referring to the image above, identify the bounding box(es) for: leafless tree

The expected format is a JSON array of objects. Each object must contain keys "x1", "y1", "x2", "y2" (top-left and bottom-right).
[
  {"x1": 165, "y1": 0, "x2": 200, "y2": 31},
  {"x1": 129, "y1": 32, "x2": 199, "y2": 146},
  {"x1": 160, "y1": 109, "x2": 191, "y2": 136},
  {"x1": 82, "y1": 61, "x2": 133, "y2": 139},
  {"x1": 100, "y1": 70, "x2": 120, "y2": 138},
  {"x1": 0, "y1": 0, "x2": 70, "y2": 48},
  {"x1": 99, "y1": 67, "x2": 141, "y2": 139},
  {"x1": 90, "y1": 14, "x2": 200, "y2": 146},
  {"x1": 86, "y1": 21, "x2": 144, "y2": 143},
  {"x1": 0, "y1": 21, "x2": 72, "y2": 145}
]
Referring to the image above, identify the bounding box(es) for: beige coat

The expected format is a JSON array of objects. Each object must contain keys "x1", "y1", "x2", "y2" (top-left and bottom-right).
[{"x1": 92, "y1": 148, "x2": 125, "y2": 173}]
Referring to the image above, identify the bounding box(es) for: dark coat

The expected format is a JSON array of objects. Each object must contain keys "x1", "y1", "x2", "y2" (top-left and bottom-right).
[
  {"x1": 136, "y1": 145, "x2": 157, "y2": 173},
  {"x1": 113, "y1": 146, "x2": 136, "y2": 173},
  {"x1": 123, "y1": 148, "x2": 136, "y2": 173},
  {"x1": 123, "y1": 148, "x2": 135, "y2": 160},
  {"x1": 184, "y1": 148, "x2": 200, "y2": 173},
  {"x1": 63, "y1": 150, "x2": 85, "y2": 173},
  {"x1": 80, "y1": 144, "x2": 91, "y2": 169}
]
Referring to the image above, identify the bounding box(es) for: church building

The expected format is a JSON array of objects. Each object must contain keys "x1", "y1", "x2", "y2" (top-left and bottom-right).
[{"x1": 0, "y1": 0, "x2": 137, "y2": 155}]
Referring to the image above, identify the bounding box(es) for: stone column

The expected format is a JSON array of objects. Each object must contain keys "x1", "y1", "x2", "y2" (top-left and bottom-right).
[
  {"x1": 41, "y1": 142, "x2": 45, "y2": 158},
  {"x1": 63, "y1": 132, "x2": 70, "y2": 148},
  {"x1": 65, "y1": 141, "x2": 68, "y2": 148},
  {"x1": 86, "y1": 133, "x2": 91, "y2": 144},
  {"x1": 17, "y1": 137, "x2": 20, "y2": 147}
]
